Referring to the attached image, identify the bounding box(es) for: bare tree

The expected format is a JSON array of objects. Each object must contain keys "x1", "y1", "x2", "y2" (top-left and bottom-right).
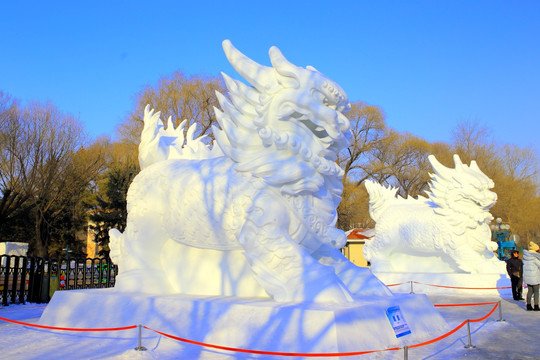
[
  {"x1": 337, "y1": 101, "x2": 387, "y2": 185},
  {"x1": 13, "y1": 102, "x2": 103, "y2": 256},
  {"x1": 499, "y1": 144, "x2": 538, "y2": 182},
  {"x1": 488, "y1": 145, "x2": 540, "y2": 245},
  {"x1": 366, "y1": 131, "x2": 432, "y2": 197},
  {"x1": 451, "y1": 120, "x2": 499, "y2": 172},
  {"x1": 0, "y1": 92, "x2": 32, "y2": 230},
  {"x1": 118, "y1": 71, "x2": 225, "y2": 147}
]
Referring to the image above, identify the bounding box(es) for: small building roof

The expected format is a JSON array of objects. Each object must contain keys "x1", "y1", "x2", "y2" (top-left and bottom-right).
[{"x1": 345, "y1": 228, "x2": 375, "y2": 240}]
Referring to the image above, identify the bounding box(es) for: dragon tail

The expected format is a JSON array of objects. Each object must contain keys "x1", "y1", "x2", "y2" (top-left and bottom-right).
[
  {"x1": 138, "y1": 105, "x2": 222, "y2": 169},
  {"x1": 364, "y1": 180, "x2": 399, "y2": 222}
]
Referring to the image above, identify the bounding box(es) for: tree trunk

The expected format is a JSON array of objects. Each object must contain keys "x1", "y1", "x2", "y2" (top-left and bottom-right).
[{"x1": 34, "y1": 213, "x2": 49, "y2": 257}]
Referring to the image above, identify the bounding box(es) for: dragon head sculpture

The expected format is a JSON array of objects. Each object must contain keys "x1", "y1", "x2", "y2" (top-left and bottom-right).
[
  {"x1": 213, "y1": 40, "x2": 352, "y2": 198},
  {"x1": 428, "y1": 154, "x2": 497, "y2": 232}
]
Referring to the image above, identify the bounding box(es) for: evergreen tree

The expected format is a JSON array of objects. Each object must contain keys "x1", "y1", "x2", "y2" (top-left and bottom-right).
[{"x1": 89, "y1": 163, "x2": 138, "y2": 258}]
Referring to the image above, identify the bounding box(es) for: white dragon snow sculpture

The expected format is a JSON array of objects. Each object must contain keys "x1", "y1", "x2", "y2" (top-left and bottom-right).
[
  {"x1": 109, "y1": 40, "x2": 390, "y2": 303},
  {"x1": 363, "y1": 154, "x2": 506, "y2": 274}
]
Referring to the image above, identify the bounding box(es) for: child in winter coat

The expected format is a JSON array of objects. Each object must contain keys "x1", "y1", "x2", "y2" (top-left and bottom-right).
[{"x1": 523, "y1": 242, "x2": 540, "y2": 311}]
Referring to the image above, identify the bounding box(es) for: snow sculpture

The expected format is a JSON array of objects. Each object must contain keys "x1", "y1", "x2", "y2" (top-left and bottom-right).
[
  {"x1": 364, "y1": 154, "x2": 505, "y2": 274},
  {"x1": 109, "y1": 40, "x2": 390, "y2": 303}
]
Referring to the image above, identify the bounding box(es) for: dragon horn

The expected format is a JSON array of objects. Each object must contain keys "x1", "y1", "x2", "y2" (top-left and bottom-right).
[
  {"x1": 428, "y1": 155, "x2": 453, "y2": 180},
  {"x1": 469, "y1": 160, "x2": 481, "y2": 172},
  {"x1": 453, "y1": 154, "x2": 465, "y2": 171},
  {"x1": 268, "y1": 46, "x2": 300, "y2": 86},
  {"x1": 469, "y1": 160, "x2": 495, "y2": 187},
  {"x1": 222, "y1": 40, "x2": 279, "y2": 93}
]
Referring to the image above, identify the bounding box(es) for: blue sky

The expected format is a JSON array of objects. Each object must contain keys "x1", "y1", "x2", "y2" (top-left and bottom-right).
[{"x1": 1, "y1": 1, "x2": 539, "y2": 153}]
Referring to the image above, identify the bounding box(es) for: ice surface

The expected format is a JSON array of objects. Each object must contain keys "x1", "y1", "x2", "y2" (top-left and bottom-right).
[{"x1": 364, "y1": 154, "x2": 506, "y2": 275}]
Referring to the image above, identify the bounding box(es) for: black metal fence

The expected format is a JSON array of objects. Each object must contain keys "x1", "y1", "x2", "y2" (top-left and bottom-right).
[{"x1": 1, "y1": 255, "x2": 118, "y2": 306}]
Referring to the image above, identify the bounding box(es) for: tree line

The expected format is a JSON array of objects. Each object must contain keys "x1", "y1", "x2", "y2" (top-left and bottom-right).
[{"x1": 1, "y1": 71, "x2": 538, "y2": 257}]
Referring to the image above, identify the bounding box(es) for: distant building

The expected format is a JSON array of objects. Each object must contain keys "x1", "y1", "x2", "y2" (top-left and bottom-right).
[
  {"x1": 0, "y1": 242, "x2": 28, "y2": 257},
  {"x1": 341, "y1": 229, "x2": 374, "y2": 267},
  {"x1": 0, "y1": 242, "x2": 29, "y2": 266}
]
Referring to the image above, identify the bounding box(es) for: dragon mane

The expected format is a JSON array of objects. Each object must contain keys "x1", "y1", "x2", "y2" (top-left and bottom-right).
[
  {"x1": 427, "y1": 154, "x2": 497, "y2": 234},
  {"x1": 212, "y1": 40, "x2": 352, "y2": 203}
]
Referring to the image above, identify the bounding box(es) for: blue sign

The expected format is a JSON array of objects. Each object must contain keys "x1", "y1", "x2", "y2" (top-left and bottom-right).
[{"x1": 386, "y1": 306, "x2": 411, "y2": 338}]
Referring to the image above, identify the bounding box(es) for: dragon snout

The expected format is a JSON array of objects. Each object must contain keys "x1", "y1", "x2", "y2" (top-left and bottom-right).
[
  {"x1": 326, "y1": 112, "x2": 351, "y2": 144},
  {"x1": 478, "y1": 191, "x2": 497, "y2": 209},
  {"x1": 484, "y1": 190, "x2": 497, "y2": 206},
  {"x1": 338, "y1": 112, "x2": 351, "y2": 133}
]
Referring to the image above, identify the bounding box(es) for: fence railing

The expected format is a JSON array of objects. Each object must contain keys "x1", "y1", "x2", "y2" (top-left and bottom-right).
[{"x1": 0, "y1": 255, "x2": 118, "y2": 306}]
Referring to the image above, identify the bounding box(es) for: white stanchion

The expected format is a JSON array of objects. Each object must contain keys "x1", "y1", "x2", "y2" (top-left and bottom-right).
[
  {"x1": 497, "y1": 300, "x2": 505, "y2": 322},
  {"x1": 464, "y1": 320, "x2": 476, "y2": 349},
  {"x1": 134, "y1": 324, "x2": 147, "y2": 351}
]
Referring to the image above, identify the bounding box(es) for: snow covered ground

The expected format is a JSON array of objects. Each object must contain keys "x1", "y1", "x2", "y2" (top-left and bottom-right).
[{"x1": 1, "y1": 289, "x2": 539, "y2": 359}]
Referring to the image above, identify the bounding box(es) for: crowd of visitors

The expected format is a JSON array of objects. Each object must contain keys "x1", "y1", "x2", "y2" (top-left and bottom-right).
[{"x1": 507, "y1": 242, "x2": 540, "y2": 311}]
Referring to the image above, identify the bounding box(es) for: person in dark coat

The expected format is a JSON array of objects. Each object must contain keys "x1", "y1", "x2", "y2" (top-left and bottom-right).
[{"x1": 507, "y1": 250, "x2": 524, "y2": 300}]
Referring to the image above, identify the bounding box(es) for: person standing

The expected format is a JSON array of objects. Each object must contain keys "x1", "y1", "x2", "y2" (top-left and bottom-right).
[
  {"x1": 523, "y1": 242, "x2": 540, "y2": 311},
  {"x1": 507, "y1": 249, "x2": 524, "y2": 301}
]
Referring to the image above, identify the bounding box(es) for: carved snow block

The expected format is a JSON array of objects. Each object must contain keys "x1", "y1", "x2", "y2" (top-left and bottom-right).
[{"x1": 40, "y1": 289, "x2": 447, "y2": 354}]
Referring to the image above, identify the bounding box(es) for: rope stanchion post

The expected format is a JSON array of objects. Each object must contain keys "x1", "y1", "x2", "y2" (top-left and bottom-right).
[
  {"x1": 403, "y1": 345, "x2": 408, "y2": 360},
  {"x1": 497, "y1": 300, "x2": 504, "y2": 322},
  {"x1": 134, "y1": 324, "x2": 147, "y2": 351},
  {"x1": 464, "y1": 320, "x2": 476, "y2": 349},
  {"x1": 409, "y1": 281, "x2": 414, "y2": 294}
]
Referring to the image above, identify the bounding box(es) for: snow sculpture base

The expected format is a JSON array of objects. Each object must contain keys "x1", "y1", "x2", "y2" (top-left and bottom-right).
[
  {"x1": 40, "y1": 289, "x2": 447, "y2": 354},
  {"x1": 375, "y1": 272, "x2": 512, "y2": 295}
]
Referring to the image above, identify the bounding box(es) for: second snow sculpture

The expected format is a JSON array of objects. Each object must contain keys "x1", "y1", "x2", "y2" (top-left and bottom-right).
[
  {"x1": 364, "y1": 154, "x2": 505, "y2": 274},
  {"x1": 110, "y1": 40, "x2": 389, "y2": 303}
]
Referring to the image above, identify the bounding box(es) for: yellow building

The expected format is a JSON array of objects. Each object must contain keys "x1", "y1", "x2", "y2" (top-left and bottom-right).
[{"x1": 341, "y1": 228, "x2": 374, "y2": 267}]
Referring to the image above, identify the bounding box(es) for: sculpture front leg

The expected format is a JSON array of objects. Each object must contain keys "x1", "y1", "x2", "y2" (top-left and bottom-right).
[
  {"x1": 450, "y1": 245, "x2": 506, "y2": 274},
  {"x1": 109, "y1": 211, "x2": 172, "y2": 294},
  {"x1": 312, "y1": 244, "x2": 392, "y2": 297},
  {"x1": 238, "y1": 194, "x2": 353, "y2": 303}
]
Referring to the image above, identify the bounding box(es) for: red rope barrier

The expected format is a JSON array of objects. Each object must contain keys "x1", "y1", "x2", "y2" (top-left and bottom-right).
[
  {"x1": 143, "y1": 326, "x2": 398, "y2": 357},
  {"x1": 469, "y1": 303, "x2": 499, "y2": 323},
  {"x1": 0, "y1": 301, "x2": 500, "y2": 357},
  {"x1": 385, "y1": 283, "x2": 405, "y2": 287},
  {"x1": 412, "y1": 281, "x2": 511, "y2": 290},
  {"x1": 0, "y1": 316, "x2": 137, "y2": 332},
  {"x1": 434, "y1": 302, "x2": 498, "y2": 307},
  {"x1": 409, "y1": 320, "x2": 468, "y2": 348},
  {"x1": 410, "y1": 302, "x2": 498, "y2": 349}
]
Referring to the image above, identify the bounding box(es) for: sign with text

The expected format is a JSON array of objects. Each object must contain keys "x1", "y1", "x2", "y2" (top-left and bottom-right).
[{"x1": 386, "y1": 306, "x2": 411, "y2": 338}]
